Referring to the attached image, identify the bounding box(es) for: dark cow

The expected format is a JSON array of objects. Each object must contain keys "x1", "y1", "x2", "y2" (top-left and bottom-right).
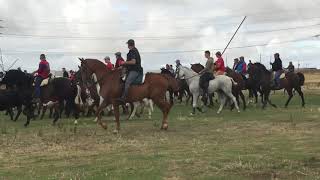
[{"x1": 1, "y1": 70, "x2": 35, "y2": 126}]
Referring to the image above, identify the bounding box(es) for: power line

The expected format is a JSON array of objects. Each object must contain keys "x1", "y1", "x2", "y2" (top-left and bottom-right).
[
  {"x1": 1, "y1": 35, "x2": 316, "y2": 55},
  {"x1": 1, "y1": 22, "x2": 319, "y2": 40}
]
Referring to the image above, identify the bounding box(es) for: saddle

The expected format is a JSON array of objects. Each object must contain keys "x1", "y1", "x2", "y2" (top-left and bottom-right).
[
  {"x1": 32, "y1": 77, "x2": 51, "y2": 87},
  {"x1": 122, "y1": 71, "x2": 144, "y2": 85},
  {"x1": 271, "y1": 70, "x2": 285, "y2": 81}
]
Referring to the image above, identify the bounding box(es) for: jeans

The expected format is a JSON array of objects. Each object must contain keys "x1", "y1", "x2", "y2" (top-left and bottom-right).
[
  {"x1": 275, "y1": 70, "x2": 281, "y2": 86},
  {"x1": 121, "y1": 71, "x2": 140, "y2": 98},
  {"x1": 199, "y1": 72, "x2": 213, "y2": 95},
  {"x1": 34, "y1": 76, "x2": 43, "y2": 98}
]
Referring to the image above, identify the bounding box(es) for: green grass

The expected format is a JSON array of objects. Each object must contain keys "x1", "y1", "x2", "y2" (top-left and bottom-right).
[{"x1": 0, "y1": 90, "x2": 320, "y2": 180}]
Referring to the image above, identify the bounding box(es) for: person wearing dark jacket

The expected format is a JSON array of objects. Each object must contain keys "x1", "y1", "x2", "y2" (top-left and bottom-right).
[
  {"x1": 287, "y1": 61, "x2": 295, "y2": 73},
  {"x1": 116, "y1": 39, "x2": 143, "y2": 103},
  {"x1": 270, "y1": 53, "x2": 283, "y2": 88},
  {"x1": 62, "y1": 68, "x2": 69, "y2": 78}
]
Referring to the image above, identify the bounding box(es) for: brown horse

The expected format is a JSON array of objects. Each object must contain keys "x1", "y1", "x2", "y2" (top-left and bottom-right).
[
  {"x1": 225, "y1": 67, "x2": 246, "y2": 110},
  {"x1": 79, "y1": 58, "x2": 178, "y2": 132}
]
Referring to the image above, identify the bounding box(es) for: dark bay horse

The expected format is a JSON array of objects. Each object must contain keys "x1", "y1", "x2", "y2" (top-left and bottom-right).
[
  {"x1": 225, "y1": 67, "x2": 246, "y2": 110},
  {"x1": 247, "y1": 63, "x2": 305, "y2": 108},
  {"x1": 79, "y1": 58, "x2": 178, "y2": 132}
]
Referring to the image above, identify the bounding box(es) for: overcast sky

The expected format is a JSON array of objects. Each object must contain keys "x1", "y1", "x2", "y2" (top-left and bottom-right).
[{"x1": 0, "y1": 0, "x2": 319, "y2": 72}]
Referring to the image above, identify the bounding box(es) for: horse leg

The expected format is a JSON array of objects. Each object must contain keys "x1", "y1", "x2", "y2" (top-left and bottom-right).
[
  {"x1": 128, "y1": 102, "x2": 138, "y2": 120},
  {"x1": 95, "y1": 100, "x2": 108, "y2": 129},
  {"x1": 217, "y1": 92, "x2": 227, "y2": 114},
  {"x1": 8, "y1": 108, "x2": 14, "y2": 121},
  {"x1": 295, "y1": 87, "x2": 305, "y2": 107},
  {"x1": 239, "y1": 91, "x2": 246, "y2": 111},
  {"x1": 226, "y1": 91, "x2": 240, "y2": 113},
  {"x1": 113, "y1": 102, "x2": 121, "y2": 133},
  {"x1": 265, "y1": 90, "x2": 277, "y2": 108},
  {"x1": 169, "y1": 90, "x2": 174, "y2": 105},
  {"x1": 153, "y1": 97, "x2": 170, "y2": 130},
  {"x1": 52, "y1": 103, "x2": 60, "y2": 125},
  {"x1": 191, "y1": 93, "x2": 199, "y2": 115},
  {"x1": 147, "y1": 100, "x2": 153, "y2": 119},
  {"x1": 40, "y1": 105, "x2": 47, "y2": 120},
  {"x1": 14, "y1": 105, "x2": 22, "y2": 121},
  {"x1": 284, "y1": 88, "x2": 293, "y2": 108},
  {"x1": 24, "y1": 106, "x2": 32, "y2": 127},
  {"x1": 209, "y1": 93, "x2": 214, "y2": 107}
]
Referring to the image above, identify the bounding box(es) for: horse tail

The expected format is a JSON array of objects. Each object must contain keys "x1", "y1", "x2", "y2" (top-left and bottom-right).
[
  {"x1": 297, "y1": 72, "x2": 305, "y2": 86},
  {"x1": 230, "y1": 77, "x2": 238, "y2": 86}
]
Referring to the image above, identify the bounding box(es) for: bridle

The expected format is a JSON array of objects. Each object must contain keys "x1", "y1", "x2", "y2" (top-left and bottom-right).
[
  {"x1": 176, "y1": 66, "x2": 200, "y2": 80},
  {"x1": 80, "y1": 61, "x2": 106, "y2": 86}
]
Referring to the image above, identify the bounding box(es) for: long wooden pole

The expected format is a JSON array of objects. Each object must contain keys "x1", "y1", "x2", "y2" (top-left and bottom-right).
[{"x1": 222, "y1": 16, "x2": 247, "y2": 55}]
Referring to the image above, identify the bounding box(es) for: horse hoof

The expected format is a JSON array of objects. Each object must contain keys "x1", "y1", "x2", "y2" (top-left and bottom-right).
[
  {"x1": 161, "y1": 123, "x2": 168, "y2": 130},
  {"x1": 93, "y1": 118, "x2": 98, "y2": 122},
  {"x1": 24, "y1": 124, "x2": 28, "y2": 127},
  {"x1": 190, "y1": 112, "x2": 195, "y2": 116},
  {"x1": 217, "y1": 111, "x2": 221, "y2": 114},
  {"x1": 113, "y1": 129, "x2": 119, "y2": 134},
  {"x1": 237, "y1": 110, "x2": 240, "y2": 113},
  {"x1": 101, "y1": 123, "x2": 108, "y2": 130},
  {"x1": 74, "y1": 120, "x2": 78, "y2": 125}
]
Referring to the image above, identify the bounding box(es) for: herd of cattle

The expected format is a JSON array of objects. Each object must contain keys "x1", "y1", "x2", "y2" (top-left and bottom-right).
[{"x1": 0, "y1": 68, "x2": 158, "y2": 127}]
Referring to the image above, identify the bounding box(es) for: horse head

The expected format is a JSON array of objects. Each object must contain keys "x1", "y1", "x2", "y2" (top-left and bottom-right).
[
  {"x1": 78, "y1": 58, "x2": 95, "y2": 88},
  {"x1": 190, "y1": 63, "x2": 204, "y2": 73}
]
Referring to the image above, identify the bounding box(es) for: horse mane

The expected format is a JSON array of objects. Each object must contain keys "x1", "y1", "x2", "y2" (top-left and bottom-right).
[
  {"x1": 181, "y1": 66, "x2": 198, "y2": 75},
  {"x1": 191, "y1": 63, "x2": 204, "y2": 68},
  {"x1": 253, "y1": 62, "x2": 270, "y2": 74}
]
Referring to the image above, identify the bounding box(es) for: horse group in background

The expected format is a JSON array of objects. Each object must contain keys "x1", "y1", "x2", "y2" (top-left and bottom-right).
[{"x1": 0, "y1": 58, "x2": 306, "y2": 133}]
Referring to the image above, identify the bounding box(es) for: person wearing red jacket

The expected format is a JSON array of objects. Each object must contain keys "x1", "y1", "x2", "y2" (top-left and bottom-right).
[
  {"x1": 104, "y1": 56, "x2": 114, "y2": 70},
  {"x1": 114, "y1": 52, "x2": 125, "y2": 68},
  {"x1": 34, "y1": 54, "x2": 50, "y2": 99},
  {"x1": 214, "y1": 51, "x2": 225, "y2": 75}
]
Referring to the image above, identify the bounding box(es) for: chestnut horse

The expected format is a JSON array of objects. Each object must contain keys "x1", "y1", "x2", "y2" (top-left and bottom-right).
[{"x1": 79, "y1": 58, "x2": 178, "y2": 132}]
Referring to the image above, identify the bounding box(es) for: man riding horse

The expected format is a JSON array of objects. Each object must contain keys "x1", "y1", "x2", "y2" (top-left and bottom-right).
[
  {"x1": 33, "y1": 54, "x2": 50, "y2": 102},
  {"x1": 270, "y1": 53, "x2": 283, "y2": 89},
  {"x1": 199, "y1": 50, "x2": 214, "y2": 101},
  {"x1": 117, "y1": 39, "x2": 143, "y2": 103}
]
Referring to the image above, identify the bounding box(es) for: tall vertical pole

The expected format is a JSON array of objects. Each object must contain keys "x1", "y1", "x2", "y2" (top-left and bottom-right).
[{"x1": 259, "y1": 53, "x2": 261, "y2": 63}]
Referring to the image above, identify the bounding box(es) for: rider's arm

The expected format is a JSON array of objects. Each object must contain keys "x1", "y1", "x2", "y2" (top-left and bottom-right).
[
  {"x1": 124, "y1": 59, "x2": 136, "y2": 65},
  {"x1": 124, "y1": 50, "x2": 137, "y2": 65}
]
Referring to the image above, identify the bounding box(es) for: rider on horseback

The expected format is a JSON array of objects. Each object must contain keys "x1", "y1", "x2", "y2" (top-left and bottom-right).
[
  {"x1": 33, "y1": 54, "x2": 50, "y2": 101},
  {"x1": 117, "y1": 39, "x2": 143, "y2": 104},
  {"x1": 199, "y1": 50, "x2": 214, "y2": 101},
  {"x1": 270, "y1": 53, "x2": 283, "y2": 88},
  {"x1": 214, "y1": 51, "x2": 226, "y2": 76},
  {"x1": 236, "y1": 56, "x2": 247, "y2": 80}
]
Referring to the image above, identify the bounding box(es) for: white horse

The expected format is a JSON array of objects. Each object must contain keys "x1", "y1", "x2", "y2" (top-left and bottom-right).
[
  {"x1": 177, "y1": 65, "x2": 240, "y2": 114},
  {"x1": 128, "y1": 98, "x2": 154, "y2": 120}
]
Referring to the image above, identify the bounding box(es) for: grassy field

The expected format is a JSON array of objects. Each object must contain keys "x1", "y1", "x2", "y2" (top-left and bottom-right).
[{"x1": 0, "y1": 90, "x2": 320, "y2": 180}]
